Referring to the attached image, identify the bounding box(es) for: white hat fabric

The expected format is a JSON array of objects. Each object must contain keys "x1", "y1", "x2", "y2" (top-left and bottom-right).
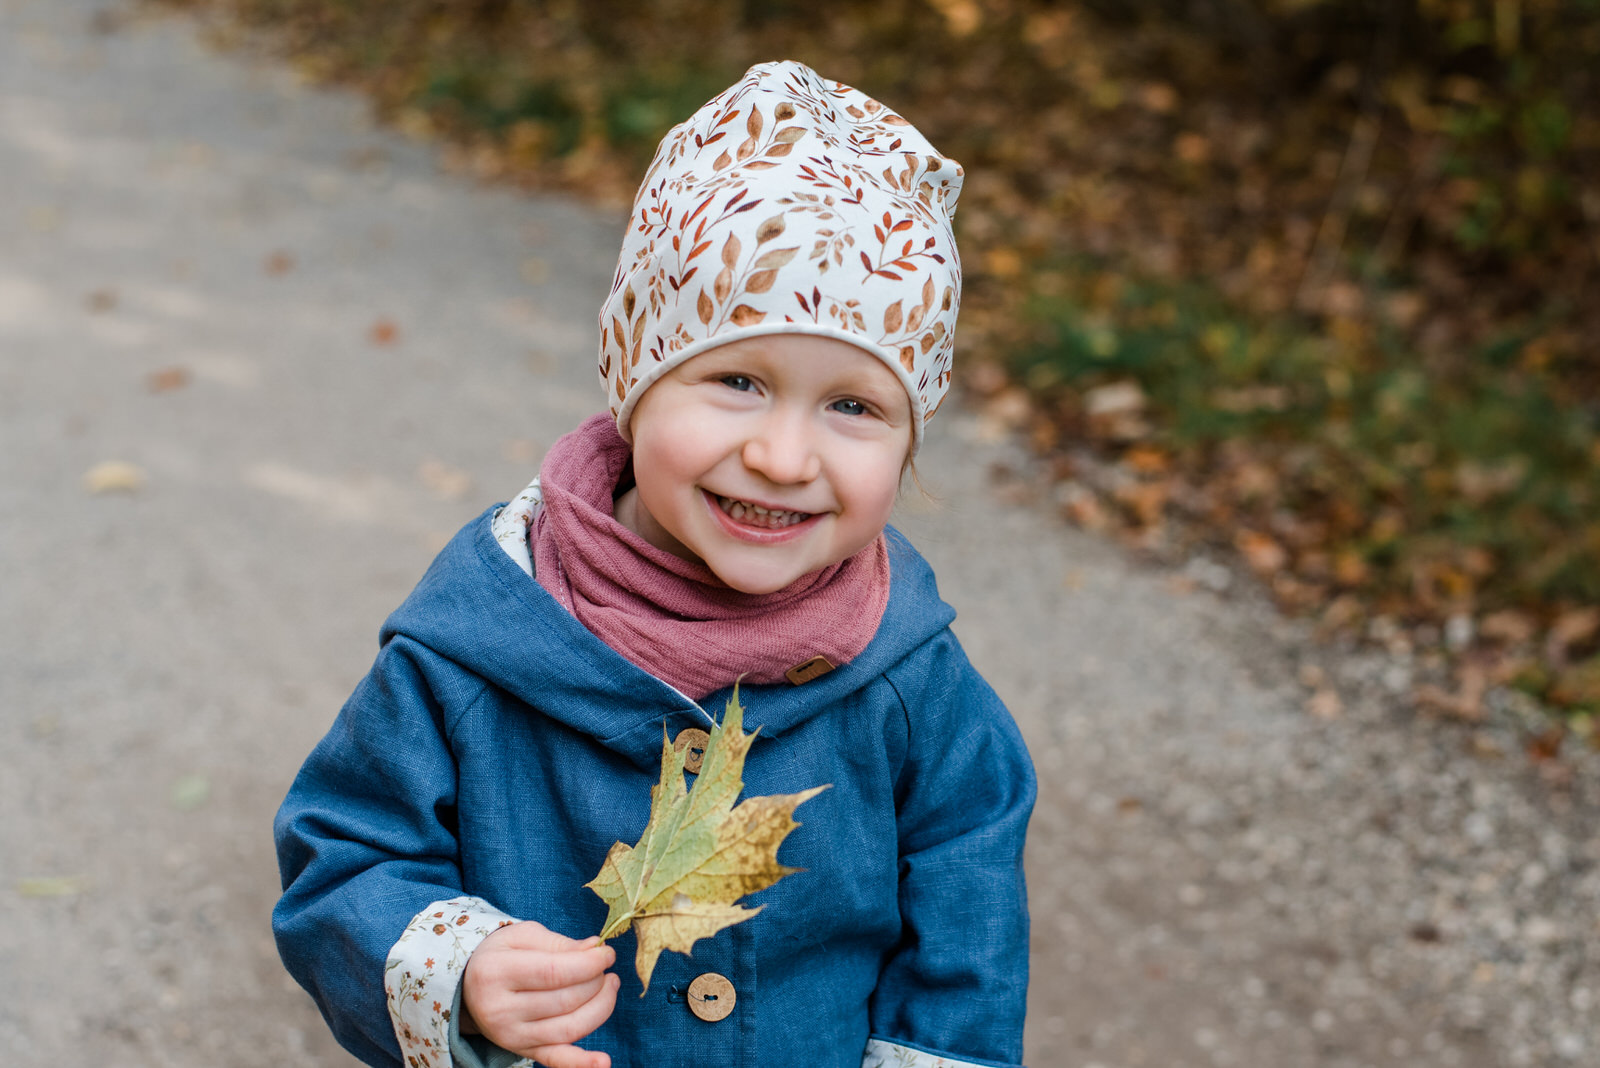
[{"x1": 600, "y1": 60, "x2": 964, "y2": 455}]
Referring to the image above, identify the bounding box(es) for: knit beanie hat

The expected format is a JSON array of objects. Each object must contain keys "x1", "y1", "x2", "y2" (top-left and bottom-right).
[{"x1": 599, "y1": 60, "x2": 964, "y2": 456}]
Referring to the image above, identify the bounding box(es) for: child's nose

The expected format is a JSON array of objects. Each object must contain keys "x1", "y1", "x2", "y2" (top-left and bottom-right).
[{"x1": 741, "y1": 412, "x2": 822, "y2": 484}]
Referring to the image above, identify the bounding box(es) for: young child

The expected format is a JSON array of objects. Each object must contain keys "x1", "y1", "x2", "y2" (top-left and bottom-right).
[{"x1": 274, "y1": 60, "x2": 1034, "y2": 1068}]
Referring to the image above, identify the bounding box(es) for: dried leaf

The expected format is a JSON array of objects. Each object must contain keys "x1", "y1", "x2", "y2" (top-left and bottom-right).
[
  {"x1": 17, "y1": 875, "x2": 85, "y2": 898},
  {"x1": 418, "y1": 459, "x2": 474, "y2": 501},
  {"x1": 1084, "y1": 380, "x2": 1145, "y2": 418},
  {"x1": 171, "y1": 773, "x2": 210, "y2": 811},
  {"x1": 586, "y1": 688, "x2": 827, "y2": 993},
  {"x1": 1236, "y1": 530, "x2": 1288, "y2": 575},
  {"x1": 1306, "y1": 689, "x2": 1343, "y2": 719},
  {"x1": 1547, "y1": 608, "x2": 1600, "y2": 663},
  {"x1": 84, "y1": 461, "x2": 146, "y2": 494},
  {"x1": 147, "y1": 367, "x2": 190, "y2": 393}
]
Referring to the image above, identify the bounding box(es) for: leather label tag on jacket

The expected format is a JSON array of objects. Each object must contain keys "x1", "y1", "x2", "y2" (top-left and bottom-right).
[{"x1": 785, "y1": 655, "x2": 835, "y2": 686}]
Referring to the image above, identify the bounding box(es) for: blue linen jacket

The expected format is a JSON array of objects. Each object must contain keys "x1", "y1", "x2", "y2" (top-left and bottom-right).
[{"x1": 273, "y1": 506, "x2": 1035, "y2": 1068}]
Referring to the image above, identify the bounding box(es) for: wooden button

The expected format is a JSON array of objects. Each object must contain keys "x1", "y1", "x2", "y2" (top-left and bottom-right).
[
  {"x1": 686, "y1": 972, "x2": 735, "y2": 1022},
  {"x1": 673, "y1": 728, "x2": 710, "y2": 774},
  {"x1": 785, "y1": 655, "x2": 834, "y2": 685}
]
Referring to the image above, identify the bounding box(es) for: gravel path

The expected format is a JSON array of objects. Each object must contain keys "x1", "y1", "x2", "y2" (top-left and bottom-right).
[{"x1": 3, "y1": 3, "x2": 1595, "y2": 1066}]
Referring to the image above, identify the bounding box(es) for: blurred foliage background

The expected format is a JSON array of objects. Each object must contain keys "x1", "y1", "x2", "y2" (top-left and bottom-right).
[{"x1": 164, "y1": 0, "x2": 1600, "y2": 726}]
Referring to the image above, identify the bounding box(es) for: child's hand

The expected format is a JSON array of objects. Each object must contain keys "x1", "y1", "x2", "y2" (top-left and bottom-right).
[{"x1": 459, "y1": 921, "x2": 619, "y2": 1068}]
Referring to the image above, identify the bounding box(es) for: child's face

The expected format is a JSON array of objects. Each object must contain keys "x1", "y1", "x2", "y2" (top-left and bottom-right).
[{"x1": 619, "y1": 335, "x2": 912, "y2": 595}]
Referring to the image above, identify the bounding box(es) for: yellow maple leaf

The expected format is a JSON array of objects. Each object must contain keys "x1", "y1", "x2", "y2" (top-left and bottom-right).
[{"x1": 585, "y1": 686, "x2": 828, "y2": 993}]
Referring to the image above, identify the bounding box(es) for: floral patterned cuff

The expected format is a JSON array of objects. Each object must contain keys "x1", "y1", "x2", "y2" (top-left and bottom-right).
[
  {"x1": 385, "y1": 896, "x2": 518, "y2": 1067},
  {"x1": 491, "y1": 478, "x2": 542, "y2": 578},
  {"x1": 863, "y1": 1037, "x2": 1015, "y2": 1068}
]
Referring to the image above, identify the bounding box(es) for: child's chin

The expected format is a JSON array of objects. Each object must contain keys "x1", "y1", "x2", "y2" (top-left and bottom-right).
[
  {"x1": 711, "y1": 563, "x2": 814, "y2": 596},
  {"x1": 718, "y1": 574, "x2": 796, "y2": 596}
]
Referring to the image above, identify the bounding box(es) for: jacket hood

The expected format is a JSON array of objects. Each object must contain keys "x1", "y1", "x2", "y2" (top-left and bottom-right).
[{"x1": 379, "y1": 506, "x2": 957, "y2": 767}]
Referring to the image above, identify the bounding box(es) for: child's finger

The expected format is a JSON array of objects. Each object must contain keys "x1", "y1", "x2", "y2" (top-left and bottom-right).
[
  {"x1": 493, "y1": 921, "x2": 605, "y2": 954},
  {"x1": 507, "y1": 944, "x2": 615, "y2": 992},
  {"x1": 507, "y1": 972, "x2": 608, "y2": 1020},
  {"x1": 525, "y1": 1043, "x2": 611, "y2": 1068},
  {"x1": 518, "y1": 972, "x2": 620, "y2": 1050}
]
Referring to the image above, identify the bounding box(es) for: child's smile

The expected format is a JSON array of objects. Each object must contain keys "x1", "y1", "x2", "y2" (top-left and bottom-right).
[
  {"x1": 711, "y1": 492, "x2": 813, "y2": 530},
  {"x1": 615, "y1": 334, "x2": 912, "y2": 595}
]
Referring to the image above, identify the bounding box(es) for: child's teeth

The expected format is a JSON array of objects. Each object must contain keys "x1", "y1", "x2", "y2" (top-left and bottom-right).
[{"x1": 718, "y1": 495, "x2": 807, "y2": 528}]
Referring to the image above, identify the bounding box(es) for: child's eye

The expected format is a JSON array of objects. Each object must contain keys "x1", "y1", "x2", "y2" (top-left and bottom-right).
[
  {"x1": 830, "y1": 399, "x2": 868, "y2": 416},
  {"x1": 720, "y1": 375, "x2": 755, "y2": 392}
]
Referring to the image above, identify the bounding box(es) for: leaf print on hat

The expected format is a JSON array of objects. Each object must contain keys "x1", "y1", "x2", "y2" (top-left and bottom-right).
[{"x1": 599, "y1": 60, "x2": 964, "y2": 456}]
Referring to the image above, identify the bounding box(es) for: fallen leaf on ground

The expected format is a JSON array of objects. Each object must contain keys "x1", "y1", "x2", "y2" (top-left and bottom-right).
[
  {"x1": 418, "y1": 459, "x2": 473, "y2": 500},
  {"x1": 502, "y1": 438, "x2": 541, "y2": 464},
  {"x1": 264, "y1": 249, "x2": 295, "y2": 275},
  {"x1": 1236, "y1": 530, "x2": 1288, "y2": 575},
  {"x1": 83, "y1": 461, "x2": 146, "y2": 494},
  {"x1": 965, "y1": 360, "x2": 1009, "y2": 396},
  {"x1": 171, "y1": 773, "x2": 210, "y2": 811},
  {"x1": 586, "y1": 686, "x2": 827, "y2": 993},
  {"x1": 1306, "y1": 689, "x2": 1343, "y2": 719},
  {"x1": 1470, "y1": 733, "x2": 1505, "y2": 758},
  {"x1": 147, "y1": 366, "x2": 191, "y2": 392},
  {"x1": 1084, "y1": 380, "x2": 1145, "y2": 418},
  {"x1": 981, "y1": 388, "x2": 1033, "y2": 429},
  {"x1": 1413, "y1": 664, "x2": 1488, "y2": 721},
  {"x1": 1059, "y1": 487, "x2": 1111, "y2": 532},
  {"x1": 17, "y1": 875, "x2": 85, "y2": 898},
  {"x1": 1526, "y1": 726, "x2": 1565, "y2": 763},
  {"x1": 369, "y1": 318, "x2": 398, "y2": 345},
  {"x1": 1479, "y1": 610, "x2": 1536, "y2": 646},
  {"x1": 1546, "y1": 608, "x2": 1600, "y2": 665}
]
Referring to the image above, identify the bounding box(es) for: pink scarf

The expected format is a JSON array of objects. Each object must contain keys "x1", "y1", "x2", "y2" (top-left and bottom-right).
[{"x1": 532, "y1": 414, "x2": 891, "y2": 701}]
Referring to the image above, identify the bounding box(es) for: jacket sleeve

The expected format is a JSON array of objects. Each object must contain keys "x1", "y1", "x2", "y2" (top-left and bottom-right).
[
  {"x1": 870, "y1": 629, "x2": 1036, "y2": 1068},
  {"x1": 273, "y1": 636, "x2": 496, "y2": 1067}
]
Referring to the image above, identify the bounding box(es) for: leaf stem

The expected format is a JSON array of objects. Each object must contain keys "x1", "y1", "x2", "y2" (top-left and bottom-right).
[{"x1": 598, "y1": 911, "x2": 634, "y2": 941}]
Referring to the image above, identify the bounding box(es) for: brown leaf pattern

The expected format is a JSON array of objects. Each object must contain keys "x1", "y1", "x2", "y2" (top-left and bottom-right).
[{"x1": 599, "y1": 61, "x2": 964, "y2": 453}]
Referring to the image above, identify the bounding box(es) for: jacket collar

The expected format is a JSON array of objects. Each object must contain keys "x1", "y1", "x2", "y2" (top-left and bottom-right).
[{"x1": 379, "y1": 507, "x2": 954, "y2": 770}]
